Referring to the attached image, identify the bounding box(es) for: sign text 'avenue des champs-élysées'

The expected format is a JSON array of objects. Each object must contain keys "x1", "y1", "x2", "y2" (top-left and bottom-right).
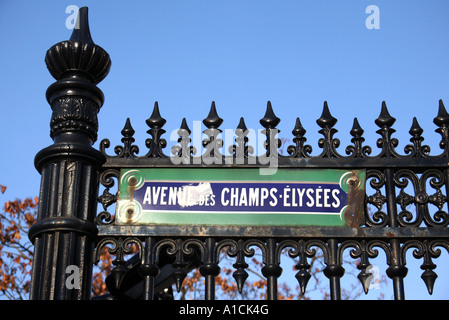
[{"x1": 115, "y1": 168, "x2": 366, "y2": 228}]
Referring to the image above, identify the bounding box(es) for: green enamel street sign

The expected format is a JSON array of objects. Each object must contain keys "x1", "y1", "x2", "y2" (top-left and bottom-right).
[{"x1": 115, "y1": 168, "x2": 366, "y2": 227}]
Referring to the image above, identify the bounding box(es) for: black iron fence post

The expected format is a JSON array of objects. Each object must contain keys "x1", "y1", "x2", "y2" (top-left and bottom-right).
[{"x1": 28, "y1": 7, "x2": 111, "y2": 299}]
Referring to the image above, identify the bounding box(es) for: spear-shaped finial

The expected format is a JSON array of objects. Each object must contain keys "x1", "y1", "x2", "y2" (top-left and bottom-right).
[
  {"x1": 375, "y1": 101, "x2": 396, "y2": 128},
  {"x1": 433, "y1": 99, "x2": 449, "y2": 127},
  {"x1": 203, "y1": 101, "x2": 223, "y2": 129},
  {"x1": 316, "y1": 101, "x2": 337, "y2": 129},
  {"x1": 69, "y1": 7, "x2": 94, "y2": 44},
  {"x1": 260, "y1": 101, "x2": 280, "y2": 129},
  {"x1": 45, "y1": 6, "x2": 111, "y2": 85}
]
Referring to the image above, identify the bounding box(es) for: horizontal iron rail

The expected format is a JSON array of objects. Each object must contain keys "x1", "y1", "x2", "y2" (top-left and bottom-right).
[
  {"x1": 101, "y1": 156, "x2": 449, "y2": 170},
  {"x1": 97, "y1": 225, "x2": 449, "y2": 239}
]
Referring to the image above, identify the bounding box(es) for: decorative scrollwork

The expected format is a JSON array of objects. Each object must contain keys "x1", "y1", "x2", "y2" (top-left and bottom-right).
[
  {"x1": 171, "y1": 118, "x2": 196, "y2": 164},
  {"x1": 99, "y1": 118, "x2": 140, "y2": 158},
  {"x1": 161, "y1": 239, "x2": 188, "y2": 292},
  {"x1": 422, "y1": 170, "x2": 448, "y2": 227},
  {"x1": 99, "y1": 119, "x2": 139, "y2": 158},
  {"x1": 339, "y1": 240, "x2": 383, "y2": 294},
  {"x1": 366, "y1": 170, "x2": 388, "y2": 227},
  {"x1": 202, "y1": 101, "x2": 224, "y2": 164},
  {"x1": 117, "y1": 118, "x2": 140, "y2": 158},
  {"x1": 96, "y1": 99, "x2": 449, "y2": 163},
  {"x1": 229, "y1": 117, "x2": 254, "y2": 162},
  {"x1": 394, "y1": 169, "x2": 420, "y2": 227},
  {"x1": 224, "y1": 239, "x2": 251, "y2": 294},
  {"x1": 50, "y1": 96, "x2": 100, "y2": 143},
  {"x1": 404, "y1": 117, "x2": 430, "y2": 158},
  {"x1": 286, "y1": 117, "x2": 313, "y2": 158},
  {"x1": 394, "y1": 169, "x2": 448, "y2": 227},
  {"x1": 94, "y1": 237, "x2": 143, "y2": 289},
  {"x1": 97, "y1": 188, "x2": 116, "y2": 211},
  {"x1": 345, "y1": 118, "x2": 372, "y2": 158},
  {"x1": 277, "y1": 239, "x2": 321, "y2": 295},
  {"x1": 402, "y1": 240, "x2": 440, "y2": 294},
  {"x1": 96, "y1": 169, "x2": 120, "y2": 225},
  {"x1": 99, "y1": 168, "x2": 119, "y2": 188}
]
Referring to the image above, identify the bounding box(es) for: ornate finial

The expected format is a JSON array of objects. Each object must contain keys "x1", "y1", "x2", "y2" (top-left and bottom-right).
[
  {"x1": 317, "y1": 101, "x2": 341, "y2": 158},
  {"x1": 374, "y1": 101, "x2": 401, "y2": 158},
  {"x1": 236, "y1": 117, "x2": 248, "y2": 132},
  {"x1": 259, "y1": 101, "x2": 281, "y2": 157},
  {"x1": 434, "y1": 99, "x2": 449, "y2": 127},
  {"x1": 409, "y1": 117, "x2": 423, "y2": 137},
  {"x1": 202, "y1": 102, "x2": 223, "y2": 163},
  {"x1": 406, "y1": 115, "x2": 431, "y2": 156},
  {"x1": 346, "y1": 117, "x2": 371, "y2": 158},
  {"x1": 375, "y1": 101, "x2": 396, "y2": 129},
  {"x1": 171, "y1": 118, "x2": 196, "y2": 163},
  {"x1": 180, "y1": 117, "x2": 191, "y2": 134},
  {"x1": 350, "y1": 117, "x2": 364, "y2": 137},
  {"x1": 292, "y1": 117, "x2": 306, "y2": 138},
  {"x1": 230, "y1": 117, "x2": 253, "y2": 161},
  {"x1": 145, "y1": 102, "x2": 167, "y2": 158},
  {"x1": 316, "y1": 101, "x2": 337, "y2": 129},
  {"x1": 45, "y1": 7, "x2": 111, "y2": 85},
  {"x1": 121, "y1": 117, "x2": 135, "y2": 137},
  {"x1": 260, "y1": 101, "x2": 280, "y2": 129},
  {"x1": 433, "y1": 100, "x2": 449, "y2": 157},
  {"x1": 112, "y1": 118, "x2": 139, "y2": 158},
  {"x1": 287, "y1": 117, "x2": 312, "y2": 158},
  {"x1": 69, "y1": 7, "x2": 94, "y2": 44},
  {"x1": 45, "y1": 6, "x2": 111, "y2": 145},
  {"x1": 203, "y1": 101, "x2": 223, "y2": 129},
  {"x1": 146, "y1": 101, "x2": 167, "y2": 130}
]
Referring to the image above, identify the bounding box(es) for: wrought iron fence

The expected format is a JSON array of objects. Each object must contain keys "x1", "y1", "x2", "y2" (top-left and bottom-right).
[
  {"x1": 29, "y1": 7, "x2": 449, "y2": 300},
  {"x1": 93, "y1": 95, "x2": 449, "y2": 300}
]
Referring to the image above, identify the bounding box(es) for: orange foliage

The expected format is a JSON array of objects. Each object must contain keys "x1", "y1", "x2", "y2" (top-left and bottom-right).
[
  {"x1": 0, "y1": 185, "x2": 112, "y2": 299},
  {"x1": 91, "y1": 248, "x2": 112, "y2": 296},
  {"x1": 0, "y1": 188, "x2": 38, "y2": 299}
]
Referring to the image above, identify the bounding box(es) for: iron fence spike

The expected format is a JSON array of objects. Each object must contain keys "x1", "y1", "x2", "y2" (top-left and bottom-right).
[
  {"x1": 434, "y1": 99, "x2": 449, "y2": 126},
  {"x1": 260, "y1": 100, "x2": 280, "y2": 128},
  {"x1": 375, "y1": 101, "x2": 396, "y2": 128},
  {"x1": 69, "y1": 7, "x2": 94, "y2": 44},
  {"x1": 146, "y1": 101, "x2": 166, "y2": 129},
  {"x1": 203, "y1": 101, "x2": 223, "y2": 129},
  {"x1": 316, "y1": 101, "x2": 337, "y2": 128}
]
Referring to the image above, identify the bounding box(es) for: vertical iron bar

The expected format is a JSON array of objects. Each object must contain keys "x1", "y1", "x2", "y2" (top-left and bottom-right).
[
  {"x1": 323, "y1": 239, "x2": 344, "y2": 300},
  {"x1": 205, "y1": 238, "x2": 215, "y2": 300},
  {"x1": 199, "y1": 238, "x2": 219, "y2": 300},
  {"x1": 384, "y1": 168, "x2": 407, "y2": 300},
  {"x1": 445, "y1": 169, "x2": 449, "y2": 218},
  {"x1": 139, "y1": 237, "x2": 158, "y2": 300},
  {"x1": 261, "y1": 238, "x2": 282, "y2": 300}
]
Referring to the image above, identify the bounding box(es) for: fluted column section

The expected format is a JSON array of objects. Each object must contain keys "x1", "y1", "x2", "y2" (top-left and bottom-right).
[{"x1": 28, "y1": 7, "x2": 111, "y2": 300}]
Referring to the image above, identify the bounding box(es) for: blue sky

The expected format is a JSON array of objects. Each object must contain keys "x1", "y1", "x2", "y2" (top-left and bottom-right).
[{"x1": 0, "y1": 0, "x2": 449, "y2": 299}]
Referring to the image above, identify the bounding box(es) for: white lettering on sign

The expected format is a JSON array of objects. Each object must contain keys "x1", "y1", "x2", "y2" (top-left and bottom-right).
[{"x1": 141, "y1": 184, "x2": 341, "y2": 209}]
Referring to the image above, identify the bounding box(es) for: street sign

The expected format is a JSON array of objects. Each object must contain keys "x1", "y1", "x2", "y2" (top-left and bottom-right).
[{"x1": 115, "y1": 168, "x2": 366, "y2": 227}]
